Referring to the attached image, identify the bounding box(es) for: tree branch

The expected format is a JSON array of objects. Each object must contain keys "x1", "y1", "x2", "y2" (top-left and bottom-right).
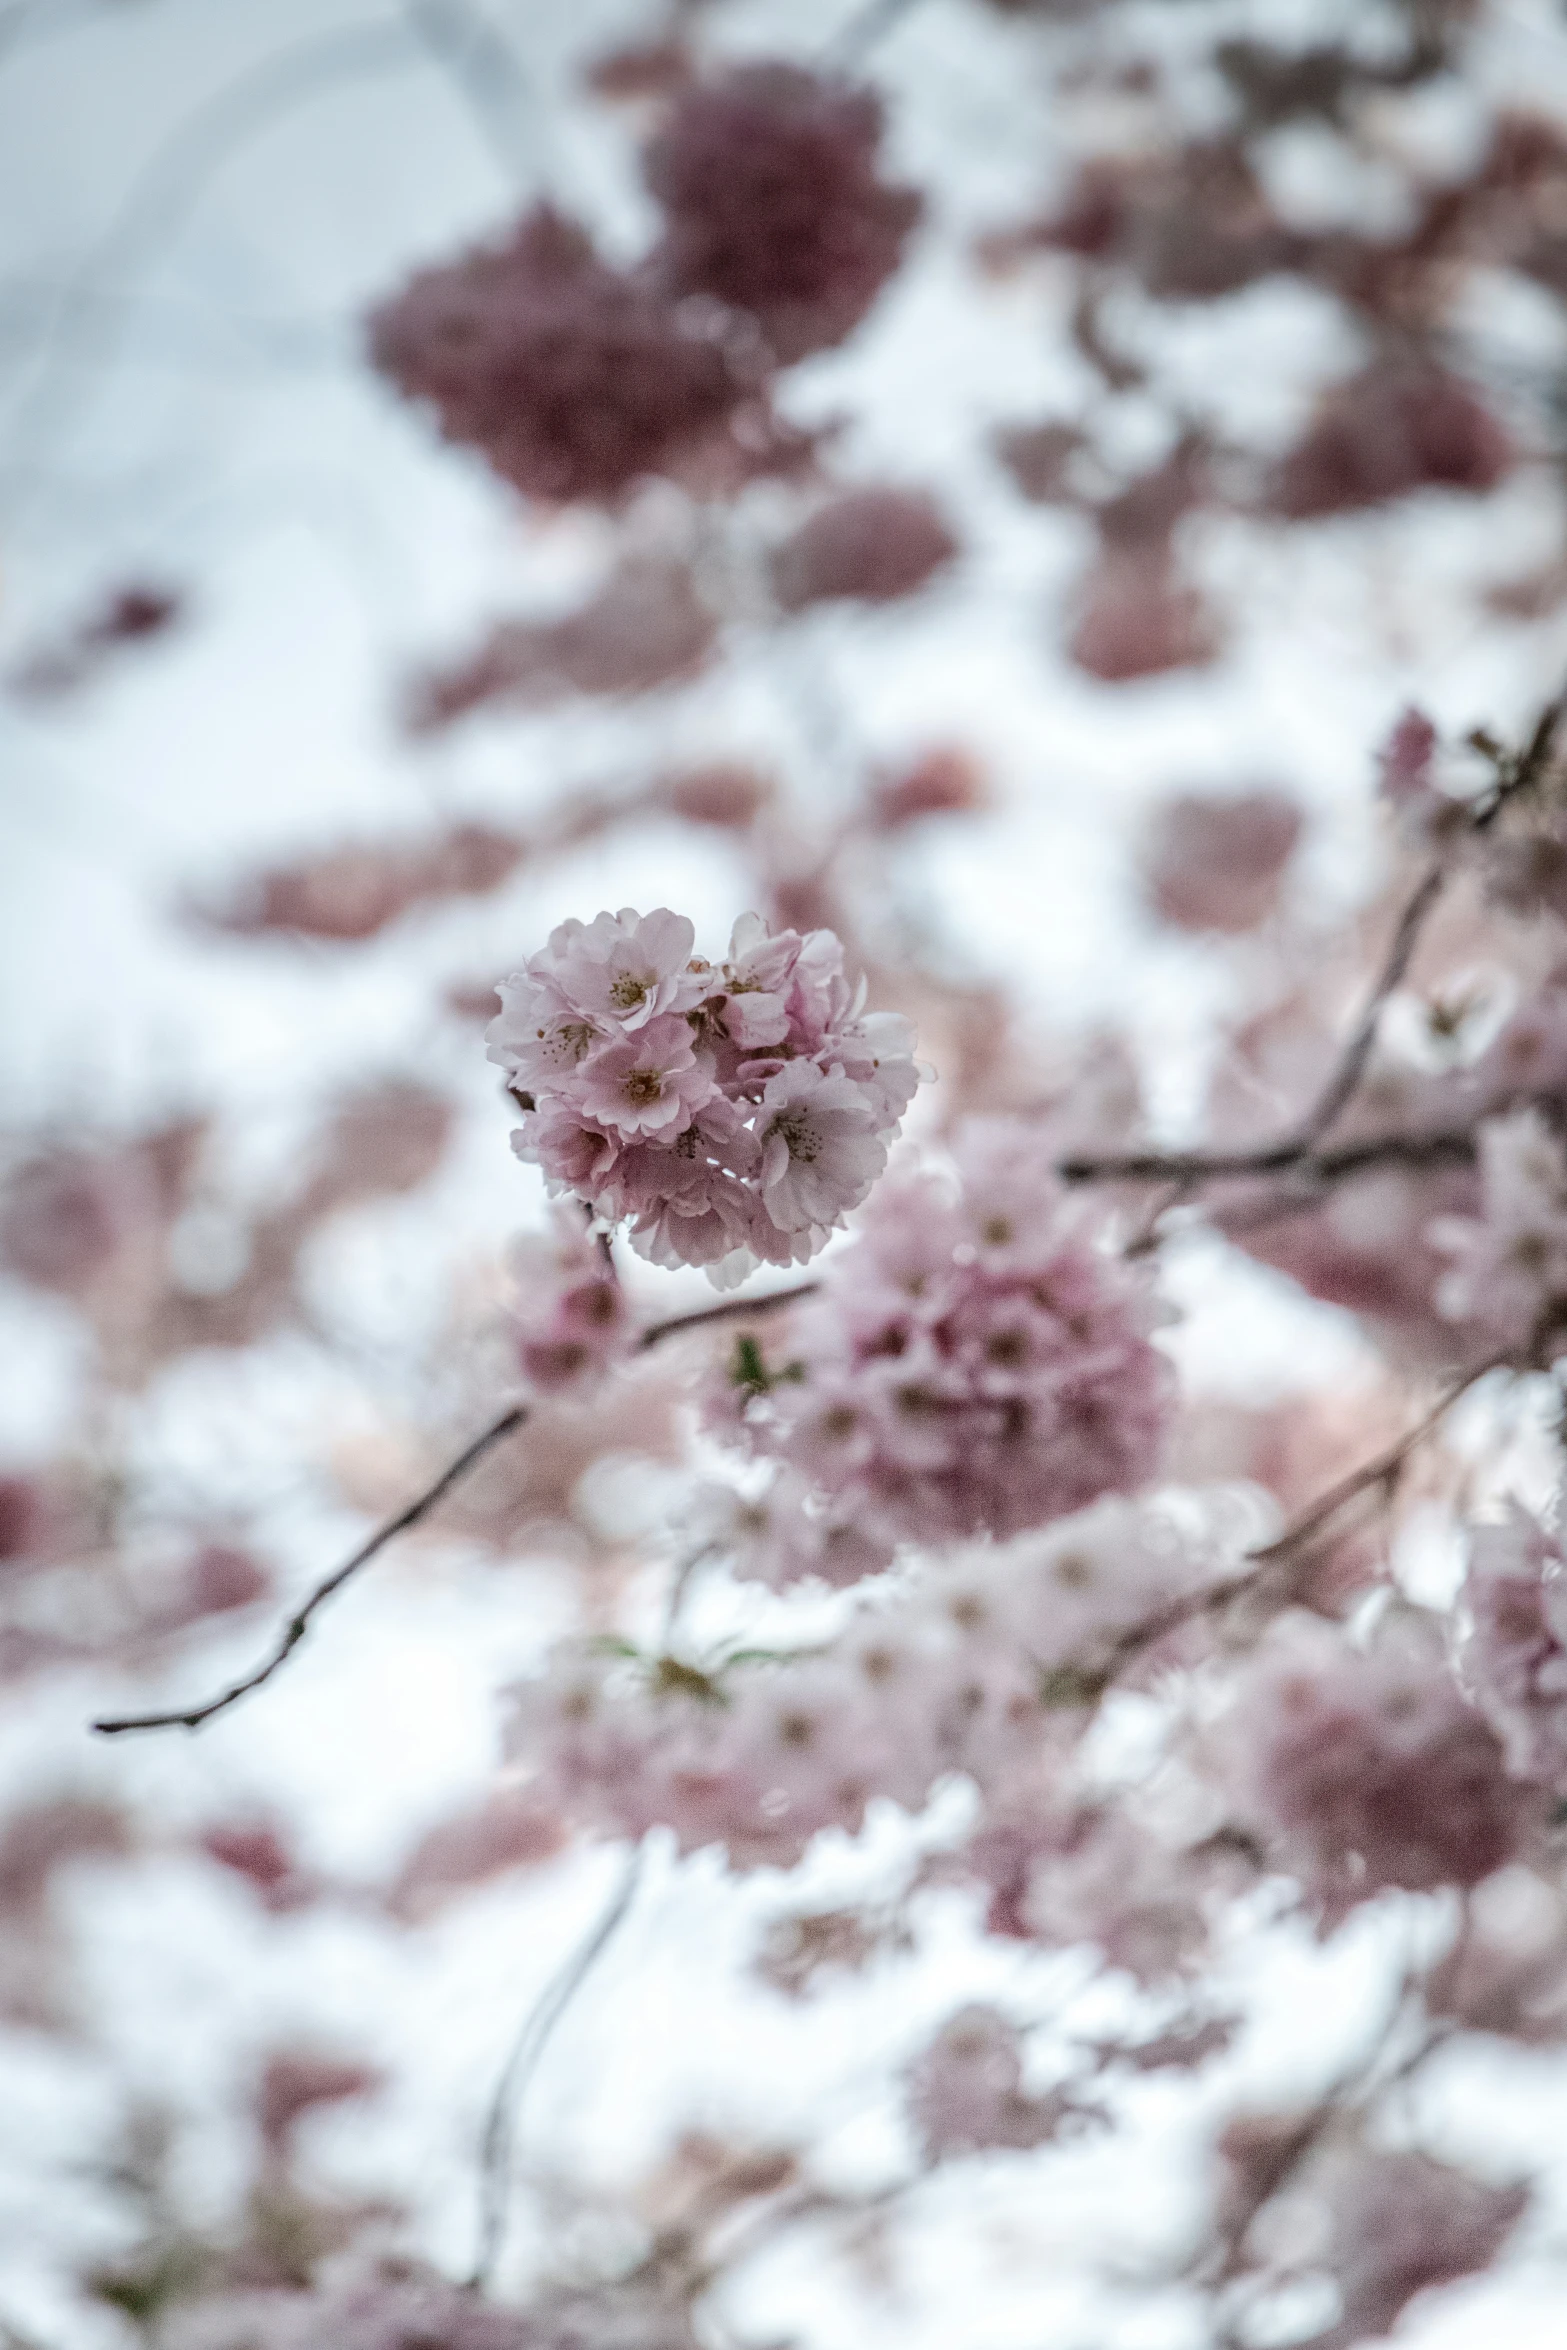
[
  {"x1": 1058, "y1": 1089, "x2": 1566, "y2": 1192},
  {"x1": 823, "y1": 0, "x2": 928, "y2": 72},
  {"x1": 1065, "y1": 687, "x2": 1567, "y2": 1206},
  {"x1": 1084, "y1": 1351, "x2": 1511, "y2": 1692},
  {"x1": 468, "y1": 1842, "x2": 645, "y2": 2291},
  {"x1": 1246, "y1": 1351, "x2": 1510, "y2": 1566},
  {"x1": 91, "y1": 1404, "x2": 527, "y2": 1736},
  {"x1": 638, "y1": 1281, "x2": 819, "y2": 1351},
  {"x1": 1293, "y1": 857, "x2": 1446, "y2": 1148}
]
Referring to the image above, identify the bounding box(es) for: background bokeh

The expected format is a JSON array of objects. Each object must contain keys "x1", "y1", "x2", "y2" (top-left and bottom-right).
[{"x1": 5, "y1": 1, "x2": 1567, "y2": 2343}]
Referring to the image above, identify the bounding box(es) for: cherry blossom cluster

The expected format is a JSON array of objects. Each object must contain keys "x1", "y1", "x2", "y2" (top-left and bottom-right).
[
  {"x1": 505, "y1": 1207, "x2": 629, "y2": 1398},
  {"x1": 369, "y1": 65, "x2": 918, "y2": 507},
  {"x1": 904, "y1": 2005, "x2": 1097, "y2": 2160},
  {"x1": 505, "y1": 1499, "x2": 1218, "y2": 1870},
  {"x1": 367, "y1": 205, "x2": 764, "y2": 506},
  {"x1": 487, "y1": 908, "x2": 920, "y2": 1284},
  {"x1": 1457, "y1": 1499, "x2": 1567, "y2": 1791},
  {"x1": 1227, "y1": 1608, "x2": 1543, "y2": 1927},
  {"x1": 1434, "y1": 1107, "x2": 1567, "y2": 1361},
  {"x1": 643, "y1": 64, "x2": 922, "y2": 363},
  {"x1": 707, "y1": 1119, "x2": 1174, "y2": 1562}
]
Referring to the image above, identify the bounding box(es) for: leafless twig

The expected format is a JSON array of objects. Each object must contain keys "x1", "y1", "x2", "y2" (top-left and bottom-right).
[
  {"x1": 1246, "y1": 1352, "x2": 1509, "y2": 1568},
  {"x1": 1294, "y1": 857, "x2": 1446, "y2": 1149},
  {"x1": 824, "y1": 0, "x2": 928, "y2": 72},
  {"x1": 1065, "y1": 688, "x2": 1567, "y2": 1210},
  {"x1": 638, "y1": 1282, "x2": 818, "y2": 1350},
  {"x1": 91, "y1": 1403, "x2": 528, "y2": 1735},
  {"x1": 469, "y1": 1842, "x2": 646, "y2": 2290}
]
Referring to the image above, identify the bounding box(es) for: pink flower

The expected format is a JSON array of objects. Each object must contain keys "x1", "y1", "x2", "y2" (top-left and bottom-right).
[
  {"x1": 1432, "y1": 1108, "x2": 1567, "y2": 1359},
  {"x1": 1228, "y1": 1609, "x2": 1542, "y2": 1926},
  {"x1": 1457, "y1": 1502, "x2": 1567, "y2": 1789},
  {"x1": 716, "y1": 1122, "x2": 1174, "y2": 1552},
  {"x1": 756, "y1": 1062, "x2": 890, "y2": 1232},
  {"x1": 508, "y1": 1208, "x2": 630, "y2": 1397},
  {"x1": 1294, "y1": 2147, "x2": 1526, "y2": 2350},
  {"x1": 770, "y1": 486, "x2": 958, "y2": 611},
  {"x1": 906, "y1": 2004, "x2": 1097, "y2": 2159},
  {"x1": 487, "y1": 907, "x2": 922, "y2": 1278},
  {"x1": 367, "y1": 201, "x2": 758, "y2": 505},
  {"x1": 544, "y1": 905, "x2": 703, "y2": 1031},
  {"x1": 644, "y1": 64, "x2": 922, "y2": 362},
  {"x1": 486, "y1": 962, "x2": 601, "y2": 1090},
  {"x1": 569, "y1": 1014, "x2": 713, "y2": 1139}
]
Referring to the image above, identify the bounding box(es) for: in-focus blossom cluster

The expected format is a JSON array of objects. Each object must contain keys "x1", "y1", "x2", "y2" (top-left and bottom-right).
[
  {"x1": 706, "y1": 1119, "x2": 1174, "y2": 1569},
  {"x1": 506, "y1": 1499, "x2": 1218, "y2": 1869},
  {"x1": 487, "y1": 908, "x2": 920, "y2": 1284}
]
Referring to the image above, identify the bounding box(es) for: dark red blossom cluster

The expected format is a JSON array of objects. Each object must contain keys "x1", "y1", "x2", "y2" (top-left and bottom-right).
[
  {"x1": 367, "y1": 204, "x2": 760, "y2": 505},
  {"x1": 644, "y1": 63, "x2": 921, "y2": 362}
]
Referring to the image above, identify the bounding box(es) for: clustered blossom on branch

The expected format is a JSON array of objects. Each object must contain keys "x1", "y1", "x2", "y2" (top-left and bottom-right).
[
  {"x1": 1458, "y1": 1499, "x2": 1567, "y2": 1791},
  {"x1": 505, "y1": 1209, "x2": 629, "y2": 1398},
  {"x1": 1433, "y1": 1107, "x2": 1567, "y2": 1360},
  {"x1": 643, "y1": 64, "x2": 922, "y2": 362},
  {"x1": 506, "y1": 1497, "x2": 1220, "y2": 1869},
  {"x1": 367, "y1": 205, "x2": 768, "y2": 504},
  {"x1": 369, "y1": 63, "x2": 917, "y2": 508},
  {"x1": 1227, "y1": 1608, "x2": 1544, "y2": 1928},
  {"x1": 486, "y1": 907, "x2": 921, "y2": 1284},
  {"x1": 904, "y1": 2003, "x2": 1099, "y2": 2159},
  {"x1": 708, "y1": 1119, "x2": 1174, "y2": 1561}
]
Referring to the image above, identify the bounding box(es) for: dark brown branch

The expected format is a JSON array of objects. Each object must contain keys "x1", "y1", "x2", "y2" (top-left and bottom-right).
[
  {"x1": 1060, "y1": 1085, "x2": 1567, "y2": 1193},
  {"x1": 1059, "y1": 1119, "x2": 1481, "y2": 1190},
  {"x1": 1066, "y1": 688, "x2": 1567, "y2": 1208},
  {"x1": 638, "y1": 1282, "x2": 819, "y2": 1351},
  {"x1": 92, "y1": 1405, "x2": 527, "y2": 1736}
]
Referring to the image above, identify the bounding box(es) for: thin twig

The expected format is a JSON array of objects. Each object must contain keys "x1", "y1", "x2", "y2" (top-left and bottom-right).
[
  {"x1": 91, "y1": 1404, "x2": 527, "y2": 1735},
  {"x1": 1058, "y1": 1085, "x2": 1565, "y2": 1191},
  {"x1": 823, "y1": 0, "x2": 927, "y2": 72},
  {"x1": 402, "y1": 0, "x2": 542, "y2": 186},
  {"x1": 469, "y1": 1843, "x2": 645, "y2": 2291},
  {"x1": 1, "y1": 19, "x2": 420, "y2": 512},
  {"x1": 1294, "y1": 857, "x2": 1446, "y2": 1148},
  {"x1": 639, "y1": 1282, "x2": 819, "y2": 1350},
  {"x1": 1085, "y1": 1351, "x2": 1511, "y2": 1692},
  {"x1": 1065, "y1": 686, "x2": 1567, "y2": 1209},
  {"x1": 1246, "y1": 1351, "x2": 1510, "y2": 1566}
]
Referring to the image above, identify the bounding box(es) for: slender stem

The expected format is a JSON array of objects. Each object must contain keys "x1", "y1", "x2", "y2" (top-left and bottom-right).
[
  {"x1": 91, "y1": 1405, "x2": 527, "y2": 1736},
  {"x1": 823, "y1": 0, "x2": 927, "y2": 72},
  {"x1": 468, "y1": 1844, "x2": 645, "y2": 2291},
  {"x1": 639, "y1": 1282, "x2": 818, "y2": 1350},
  {"x1": 1058, "y1": 1089, "x2": 1564, "y2": 1191},
  {"x1": 1294, "y1": 857, "x2": 1446, "y2": 1148},
  {"x1": 1247, "y1": 1352, "x2": 1509, "y2": 1566},
  {"x1": 1088, "y1": 1351, "x2": 1511, "y2": 1690},
  {"x1": 402, "y1": 0, "x2": 542, "y2": 188},
  {"x1": 1064, "y1": 685, "x2": 1567, "y2": 1207}
]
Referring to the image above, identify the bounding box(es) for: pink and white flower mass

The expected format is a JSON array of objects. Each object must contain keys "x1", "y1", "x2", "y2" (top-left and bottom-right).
[{"x1": 487, "y1": 908, "x2": 921, "y2": 1283}]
